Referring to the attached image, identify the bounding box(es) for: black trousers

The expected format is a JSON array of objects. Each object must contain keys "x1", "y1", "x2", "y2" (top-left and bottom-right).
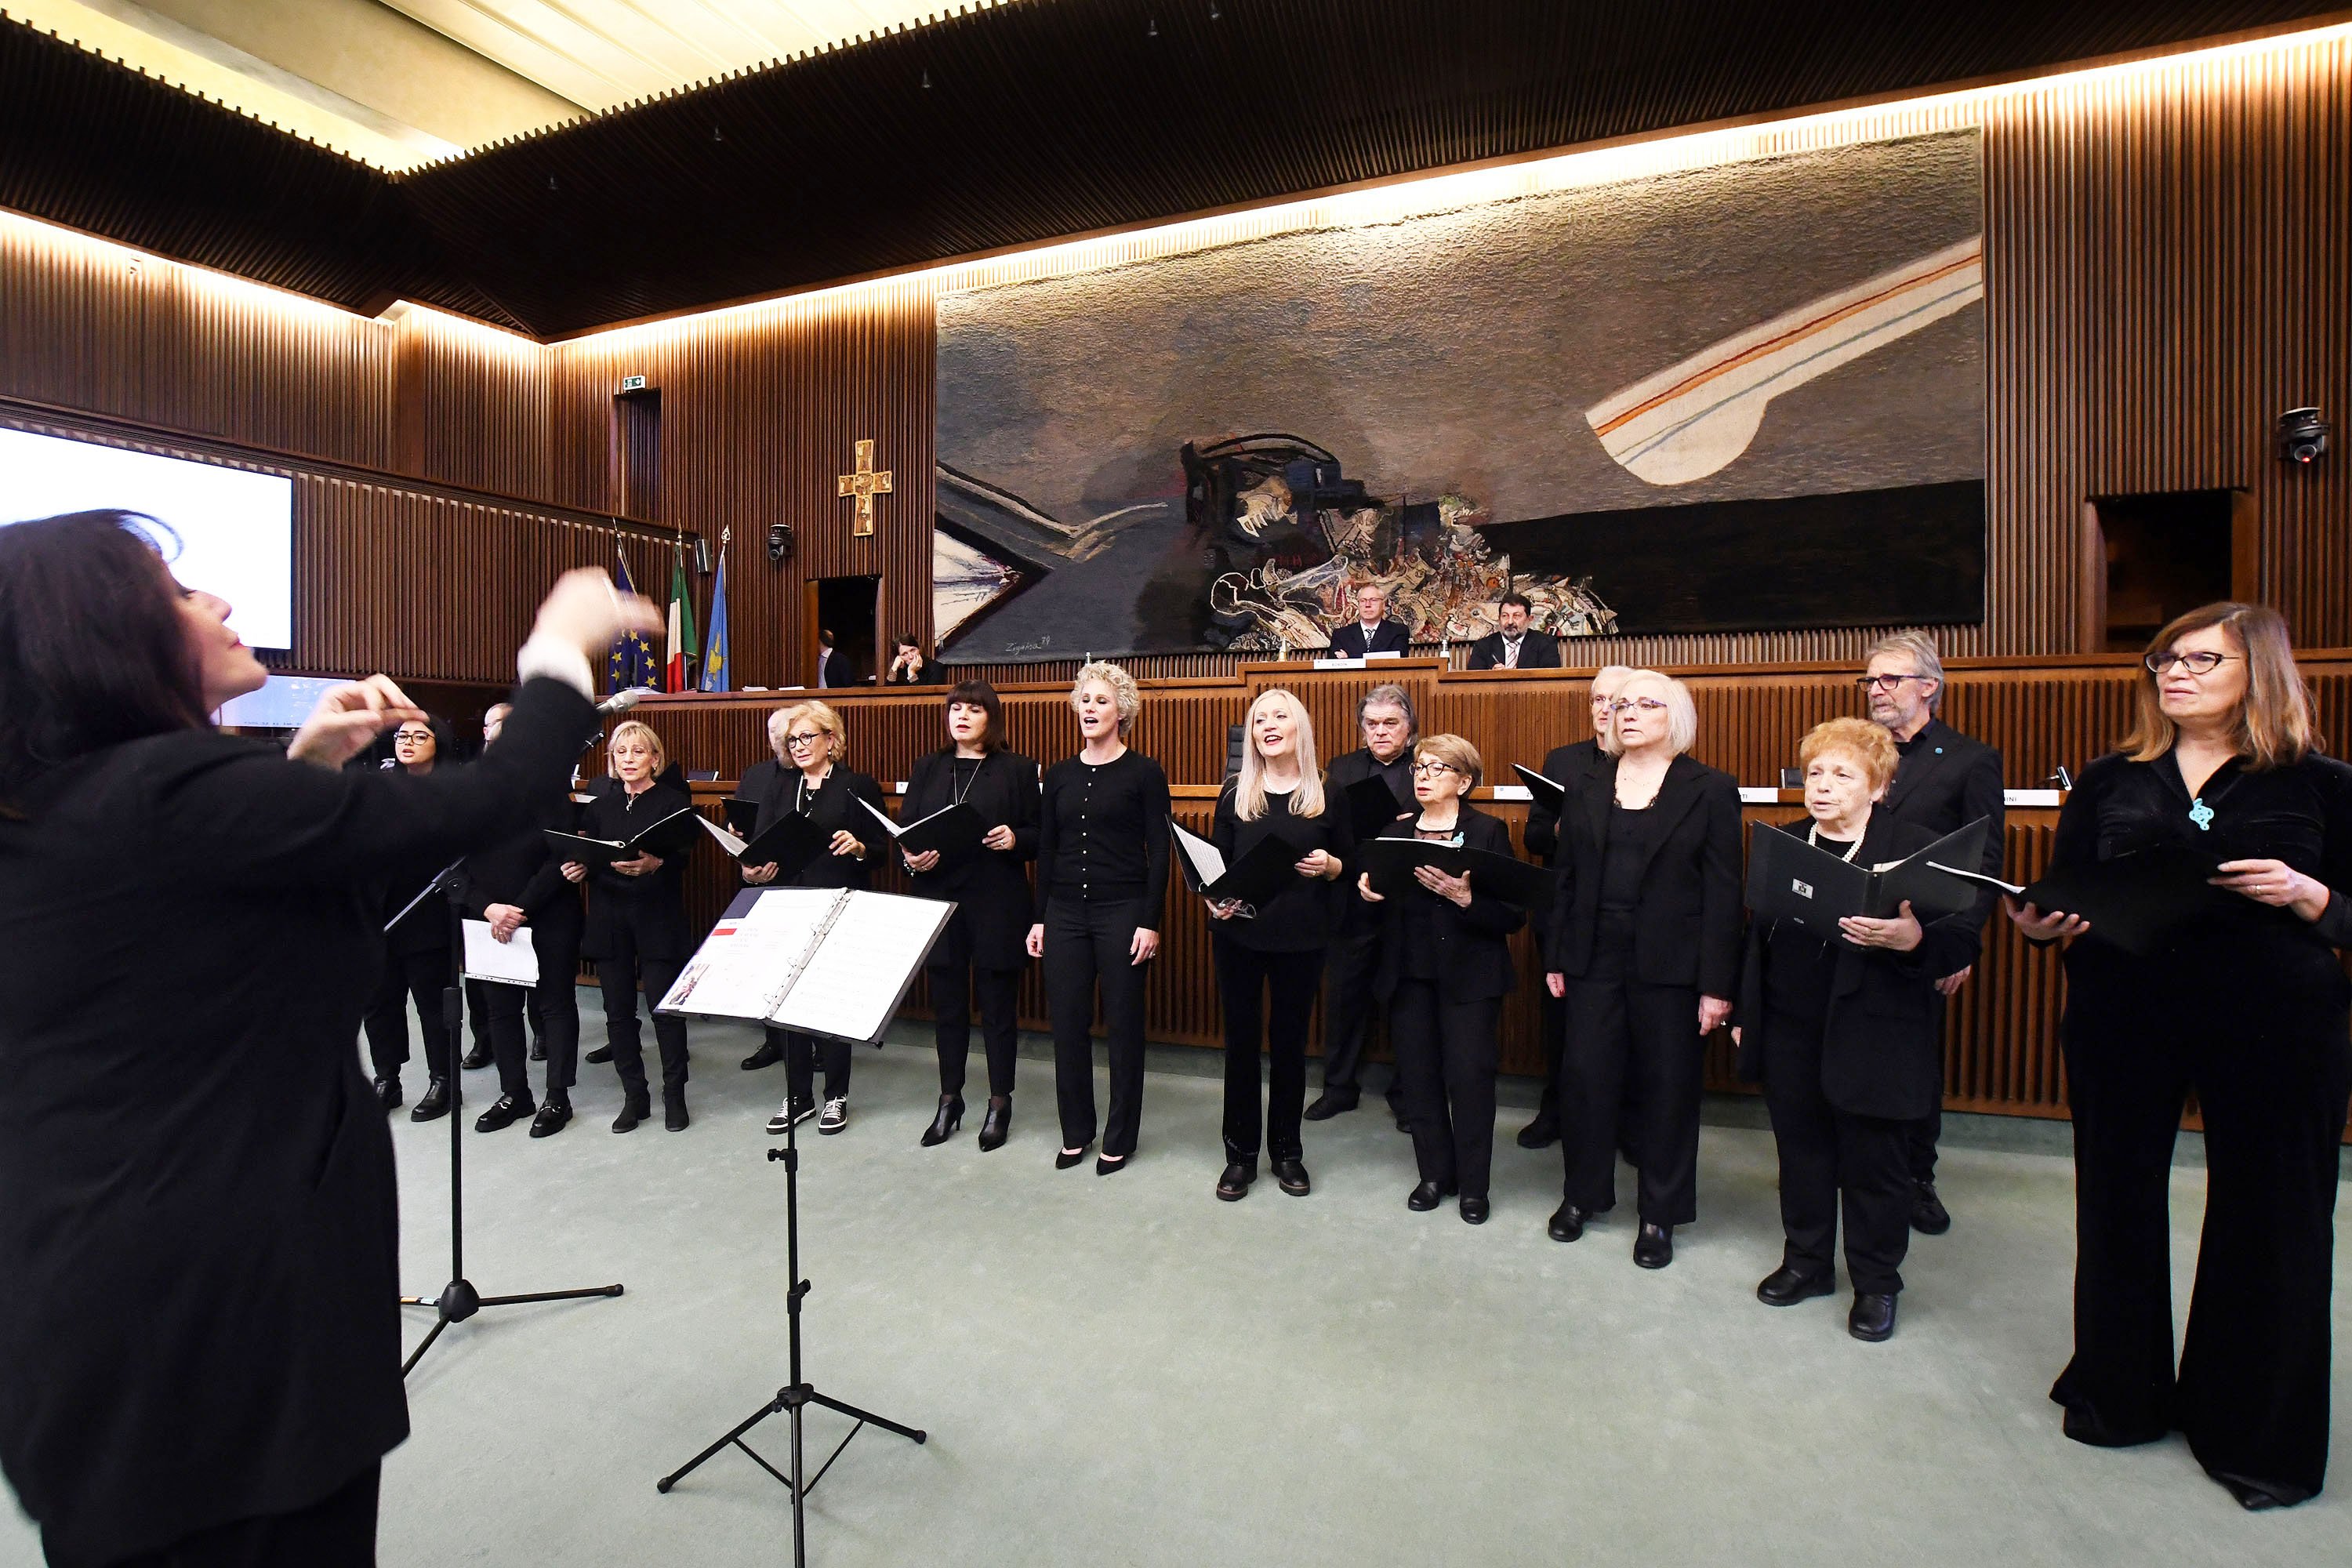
[
  {"x1": 362, "y1": 945, "x2": 452, "y2": 1083},
  {"x1": 1762, "y1": 1011, "x2": 1912, "y2": 1294},
  {"x1": 1214, "y1": 935, "x2": 1322, "y2": 1162},
  {"x1": 1907, "y1": 1102, "x2": 1941, "y2": 1185},
  {"x1": 1318, "y1": 926, "x2": 1396, "y2": 1095},
  {"x1": 1389, "y1": 978, "x2": 1501, "y2": 1200},
  {"x1": 529, "y1": 935, "x2": 583, "y2": 1100},
  {"x1": 76, "y1": 1461, "x2": 379, "y2": 1568},
  {"x1": 772, "y1": 1024, "x2": 851, "y2": 1105},
  {"x1": 464, "y1": 978, "x2": 536, "y2": 1105},
  {"x1": 1560, "y1": 925, "x2": 1704, "y2": 1225},
  {"x1": 2053, "y1": 971, "x2": 2352, "y2": 1504},
  {"x1": 1042, "y1": 896, "x2": 1152, "y2": 1156},
  {"x1": 928, "y1": 910, "x2": 1020, "y2": 1099},
  {"x1": 596, "y1": 924, "x2": 688, "y2": 1098}
]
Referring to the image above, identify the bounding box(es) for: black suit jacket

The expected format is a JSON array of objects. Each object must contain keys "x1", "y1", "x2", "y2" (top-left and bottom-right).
[
  {"x1": 904, "y1": 748, "x2": 1040, "y2": 969},
  {"x1": 1735, "y1": 816, "x2": 1983, "y2": 1120},
  {"x1": 1368, "y1": 806, "x2": 1526, "y2": 1001},
  {"x1": 576, "y1": 775, "x2": 697, "y2": 962},
  {"x1": 1327, "y1": 619, "x2": 1412, "y2": 657},
  {"x1": 1521, "y1": 737, "x2": 1607, "y2": 864},
  {"x1": 1327, "y1": 746, "x2": 1414, "y2": 935},
  {"x1": 1879, "y1": 717, "x2": 2006, "y2": 913},
  {"x1": 1542, "y1": 753, "x2": 1744, "y2": 998},
  {"x1": 456, "y1": 793, "x2": 585, "y2": 951},
  {"x1": 0, "y1": 677, "x2": 592, "y2": 1565},
  {"x1": 1465, "y1": 630, "x2": 1563, "y2": 670},
  {"x1": 747, "y1": 765, "x2": 890, "y2": 892}
]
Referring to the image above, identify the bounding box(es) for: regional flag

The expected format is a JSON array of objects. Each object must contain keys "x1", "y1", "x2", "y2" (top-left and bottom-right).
[
  {"x1": 666, "y1": 544, "x2": 698, "y2": 693},
  {"x1": 608, "y1": 543, "x2": 657, "y2": 693},
  {"x1": 698, "y1": 547, "x2": 731, "y2": 692}
]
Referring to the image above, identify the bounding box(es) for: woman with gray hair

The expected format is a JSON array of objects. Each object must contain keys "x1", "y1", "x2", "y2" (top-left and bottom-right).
[{"x1": 1025, "y1": 662, "x2": 1171, "y2": 1174}]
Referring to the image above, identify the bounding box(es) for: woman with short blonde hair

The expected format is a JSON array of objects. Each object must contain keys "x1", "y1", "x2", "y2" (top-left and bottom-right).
[
  {"x1": 1068, "y1": 660, "x2": 1142, "y2": 736},
  {"x1": 608, "y1": 718, "x2": 668, "y2": 774},
  {"x1": 1797, "y1": 716, "x2": 1900, "y2": 793},
  {"x1": 777, "y1": 700, "x2": 848, "y2": 764}
]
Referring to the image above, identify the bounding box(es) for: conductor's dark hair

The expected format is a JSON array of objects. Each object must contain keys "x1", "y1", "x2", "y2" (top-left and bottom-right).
[
  {"x1": 944, "y1": 679, "x2": 1004, "y2": 753},
  {"x1": 0, "y1": 511, "x2": 208, "y2": 808},
  {"x1": 1497, "y1": 591, "x2": 1533, "y2": 614}
]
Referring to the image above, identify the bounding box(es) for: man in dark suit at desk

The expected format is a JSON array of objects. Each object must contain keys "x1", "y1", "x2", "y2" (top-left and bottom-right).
[
  {"x1": 1861, "y1": 630, "x2": 2005, "y2": 1238},
  {"x1": 1327, "y1": 583, "x2": 1413, "y2": 658},
  {"x1": 1466, "y1": 593, "x2": 1563, "y2": 671}
]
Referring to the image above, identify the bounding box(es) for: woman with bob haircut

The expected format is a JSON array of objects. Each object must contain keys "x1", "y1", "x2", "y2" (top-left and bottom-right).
[
  {"x1": 1205, "y1": 688, "x2": 1352, "y2": 1200},
  {"x1": 1026, "y1": 662, "x2": 1170, "y2": 1174},
  {"x1": 902, "y1": 680, "x2": 1039, "y2": 1152},
  {"x1": 1733, "y1": 717, "x2": 1980, "y2": 1343},
  {"x1": 0, "y1": 510, "x2": 655, "y2": 1566},
  {"x1": 1356, "y1": 731, "x2": 1525, "y2": 1223},
  {"x1": 1542, "y1": 669, "x2": 1742, "y2": 1269},
  {"x1": 2010, "y1": 603, "x2": 2352, "y2": 1509}
]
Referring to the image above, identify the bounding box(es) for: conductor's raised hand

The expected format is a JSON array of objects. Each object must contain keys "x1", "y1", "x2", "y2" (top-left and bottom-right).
[
  {"x1": 742, "y1": 862, "x2": 779, "y2": 885},
  {"x1": 286, "y1": 674, "x2": 423, "y2": 768},
  {"x1": 533, "y1": 566, "x2": 662, "y2": 658},
  {"x1": 2005, "y1": 897, "x2": 2089, "y2": 942},
  {"x1": 904, "y1": 848, "x2": 942, "y2": 873}
]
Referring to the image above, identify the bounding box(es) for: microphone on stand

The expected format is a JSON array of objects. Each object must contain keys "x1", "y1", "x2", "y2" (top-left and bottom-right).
[{"x1": 598, "y1": 687, "x2": 653, "y2": 715}]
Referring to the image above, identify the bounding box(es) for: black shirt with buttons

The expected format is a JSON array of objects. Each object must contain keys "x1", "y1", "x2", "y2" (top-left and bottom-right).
[{"x1": 1035, "y1": 748, "x2": 1172, "y2": 926}]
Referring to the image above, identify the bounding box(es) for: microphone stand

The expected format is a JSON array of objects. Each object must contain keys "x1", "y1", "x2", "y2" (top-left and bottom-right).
[{"x1": 397, "y1": 858, "x2": 622, "y2": 1376}]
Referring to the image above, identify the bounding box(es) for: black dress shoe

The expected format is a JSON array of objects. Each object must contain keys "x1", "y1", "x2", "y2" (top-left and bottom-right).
[
  {"x1": 528, "y1": 1100, "x2": 572, "y2": 1138},
  {"x1": 1756, "y1": 1264, "x2": 1837, "y2": 1307},
  {"x1": 410, "y1": 1077, "x2": 452, "y2": 1123},
  {"x1": 460, "y1": 1044, "x2": 493, "y2": 1071},
  {"x1": 1215, "y1": 1159, "x2": 1256, "y2": 1201},
  {"x1": 741, "y1": 1040, "x2": 784, "y2": 1071},
  {"x1": 584, "y1": 1044, "x2": 614, "y2": 1065},
  {"x1": 528, "y1": 1039, "x2": 546, "y2": 1063},
  {"x1": 474, "y1": 1094, "x2": 533, "y2": 1133},
  {"x1": 2211, "y1": 1471, "x2": 2305, "y2": 1511},
  {"x1": 373, "y1": 1076, "x2": 402, "y2": 1112},
  {"x1": 1095, "y1": 1152, "x2": 1127, "y2": 1177},
  {"x1": 663, "y1": 1086, "x2": 689, "y2": 1132},
  {"x1": 1547, "y1": 1203, "x2": 1589, "y2": 1243},
  {"x1": 1406, "y1": 1180, "x2": 1454, "y2": 1212},
  {"x1": 1911, "y1": 1180, "x2": 1952, "y2": 1235},
  {"x1": 1271, "y1": 1157, "x2": 1310, "y2": 1196},
  {"x1": 1633, "y1": 1221, "x2": 1674, "y2": 1269},
  {"x1": 612, "y1": 1090, "x2": 652, "y2": 1134},
  {"x1": 1515, "y1": 1114, "x2": 1561, "y2": 1150},
  {"x1": 1303, "y1": 1090, "x2": 1359, "y2": 1121},
  {"x1": 977, "y1": 1097, "x2": 1011, "y2": 1152},
  {"x1": 1848, "y1": 1292, "x2": 1898, "y2": 1341},
  {"x1": 1458, "y1": 1196, "x2": 1490, "y2": 1225},
  {"x1": 1054, "y1": 1141, "x2": 1093, "y2": 1170},
  {"x1": 920, "y1": 1094, "x2": 965, "y2": 1147}
]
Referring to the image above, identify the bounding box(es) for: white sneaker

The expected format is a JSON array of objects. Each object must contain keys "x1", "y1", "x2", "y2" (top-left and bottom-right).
[
  {"x1": 765, "y1": 1098, "x2": 814, "y2": 1136},
  {"x1": 818, "y1": 1096, "x2": 849, "y2": 1135}
]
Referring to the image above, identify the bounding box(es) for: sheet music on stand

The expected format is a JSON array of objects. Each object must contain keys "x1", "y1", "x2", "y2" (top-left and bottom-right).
[{"x1": 656, "y1": 887, "x2": 956, "y2": 1045}]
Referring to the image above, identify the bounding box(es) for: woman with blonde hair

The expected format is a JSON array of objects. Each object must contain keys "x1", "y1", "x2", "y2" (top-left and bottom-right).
[
  {"x1": 1203, "y1": 688, "x2": 1352, "y2": 1200},
  {"x1": 1025, "y1": 662, "x2": 1170, "y2": 1174},
  {"x1": 2010, "y1": 603, "x2": 2352, "y2": 1508}
]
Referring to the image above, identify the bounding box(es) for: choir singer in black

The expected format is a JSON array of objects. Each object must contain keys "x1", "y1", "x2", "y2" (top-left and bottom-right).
[
  {"x1": 1356, "y1": 733, "x2": 1524, "y2": 1223},
  {"x1": 2010, "y1": 603, "x2": 2352, "y2": 1510},
  {"x1": 902, "y1": 681, "x2": 1038, "y2": 1151},
  {"x1": 1207, "y1": 688, "x2": 1352, "y2": 1200},
  {"x1": 0, "y1": 514, "x2": 654, "y2": 1567},
  {"x1": 1026, "y1": 662, "x2": 1171, "y2": 1175},
  {"x1": 1309, "y1": 683, "x2": 1417, "y2": 1122},
  {"x1": 361, "y1": 713, "x2": 461, "y2": 1120}
]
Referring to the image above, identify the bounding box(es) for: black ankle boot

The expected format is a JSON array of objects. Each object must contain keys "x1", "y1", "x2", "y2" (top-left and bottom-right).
[
  {"x1": 410, "y1": 1077, "x2": 452, "y2": 1123},
  {"x1": 920, "y1": 1094, "x2": 965, "y2": 1147},
  {"x1": 1215, "y1": 1157, "x2": 1258, "y2": 1201},
  {"x1": 977, "y1": 1097, "x2": 1011, "y2": 1152},
  {"x1": 612, "y1": 1088, "x2": 651, "y2": 1133},
  {"x1": 662, "y1": 1084, "x2": 688, "y2": 1132}
]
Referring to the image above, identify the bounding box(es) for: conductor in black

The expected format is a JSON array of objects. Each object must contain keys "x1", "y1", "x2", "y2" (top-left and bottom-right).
[{"x1": 1860, "y1": 630, "x2": 2005, "y2": 1236}]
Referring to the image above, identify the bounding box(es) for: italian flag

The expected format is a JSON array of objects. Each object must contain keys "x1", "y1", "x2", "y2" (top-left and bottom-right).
[{"x1": 666, "y1": 546, "x2": 697, "y2": 693}]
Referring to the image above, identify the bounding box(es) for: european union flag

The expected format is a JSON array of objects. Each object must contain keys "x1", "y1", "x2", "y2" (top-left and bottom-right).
[{"x1": 608, "y1": 545, "x2": 657, "y2": 693}]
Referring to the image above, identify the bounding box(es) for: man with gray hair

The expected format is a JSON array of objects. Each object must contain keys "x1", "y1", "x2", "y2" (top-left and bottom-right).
[
  {"x1": 1308, "y1": 682, "x2": 1420, "y2": 1121},
  {"x1": 1859, "y1": 630, "x2": 2004, "y2": 1236}
]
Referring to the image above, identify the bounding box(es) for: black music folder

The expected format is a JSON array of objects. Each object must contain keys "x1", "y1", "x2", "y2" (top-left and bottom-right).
[
  {"x1": 1745, "y1": 818, "x2": 1991, "y2": 938},
  {"x1": 1169, "y1": 820, "x2": 1308, "y2": 911},
  {"x1": 721, "y1": 794, "x2": 762, "y2": 836},
  {"x1": 543, "y1": 806, "x2": 702, "y2": 868},
  {"x1": 1358, "y1": 837, "x2": 1552, "y2": 910},
  {"x1": 1935, "y1": 841, "x2": 2228, "y2": 955},
  {"x1": 1510, "y1": 763, "x2": 1567, "y2": 814},
  {"x1": 861, "y1": 797, "x2": 986, "y2": 858},
  {"x1": 695, "y1": 808, "x2": 832, "y2": 878},
  {"x1": 1344, "y1": 775, "x2": 1411, "y2": 842}
]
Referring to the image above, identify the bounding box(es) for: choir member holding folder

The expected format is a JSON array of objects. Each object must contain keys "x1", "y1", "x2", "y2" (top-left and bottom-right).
[
  {"x1": 1310, "y1": 683, "x2": 1420, "y2": 1121},
  {"x1": 1202, "y1": 689, "x2": 1351, "y2": 1200},
  {"x1": 564, "y1": 720, "x2": 699, "y2": 1132},
  {"x1": 1026, "y1": 662, "x2": 1171, "y2": 1174},
  {"x1": 733, "y1": 707, "x2": 798, "y2": 1073},
  {"x1": 1355, "y1": 733, "x2": 1523, "y2": 1223},
  {"x1": 901, "y1": 681, "x2": 1038, "y2": 1152},
  {"x1": 743, "y1": 700, "x2": 887, "y2": 1136},
  {"x1": 361, "y1": 714, "x2": 461, "y2": 1120},
  {"x1": 0, "y1": 513, "x2": 655, "y2": 1566},
  {"x1": 1542, "y1": 671, "x2": 1741, "y2": 1268},
  {"x1": 1733, "y1": 719, "x2": 1980, "y2": 1343},
  {"x1": 2008, "y1": 604, "x2": 2352, "y2": 1510}
]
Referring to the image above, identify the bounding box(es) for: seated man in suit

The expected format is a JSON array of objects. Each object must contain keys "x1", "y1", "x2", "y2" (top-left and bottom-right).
[
  {"x1": 1466, "y1": 593, "x2": 1563, "y2": 670},
  {"x1": 1328, "y1": 583, "x2": 1413, "y2": 657}
]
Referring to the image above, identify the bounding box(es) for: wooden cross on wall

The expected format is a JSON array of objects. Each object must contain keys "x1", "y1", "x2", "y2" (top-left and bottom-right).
[{"x1": 836, "y1": 439, "x2": 894, "y2": 537}]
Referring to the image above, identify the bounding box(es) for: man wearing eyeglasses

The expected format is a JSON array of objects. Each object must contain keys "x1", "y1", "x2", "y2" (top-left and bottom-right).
[
  {"x1": 1328, "y1": 583, "x2": 1412, "y2": 658},
  {"x1": 1859, "y1": 630, "x2": 2005, "y2": 1236}
]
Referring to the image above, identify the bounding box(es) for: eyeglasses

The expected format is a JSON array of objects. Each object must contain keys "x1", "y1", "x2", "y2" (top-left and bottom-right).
[
  {"x1": 1855, "y1": 673, "x2": 1923, "y2": 692},
  {"x1": 1607, "y1": 698, "x2": 1668, "y2": 714},
  {"x1": 784, "y1": 731, "x2": 827, "y2": 749},
  {"x1": 394, "y1": 729, "x2": 434, "y2": 742},
  {"x1": 1410, "y1": 761, "x2": 1458, "y2": 777},
  {"x1": 2146, "y1": 650, "x2": 2232, "y2": 676}
]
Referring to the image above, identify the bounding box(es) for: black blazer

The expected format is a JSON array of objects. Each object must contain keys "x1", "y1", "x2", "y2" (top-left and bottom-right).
[
  {"x1": 750, "y1": 765, "x2": 890, "y2": 892},
  {"x1": 456, "y1": 793, "x2": 584, "y2": 950},
  {"x1": 1328, "y1": 619, "x2": 1412, "y2": 657},
  {"x1": 1367, "y1": 806, "x2": 1526, "y2": 1001},
  {"x1": 1521, "y1": 737, "x2": 1606, "y2": 865},
  {"x1": 576, "y1": 775, "x2": 696, "y2": 962},
  {"x1": 903, "y1": 748, "x2": 1040, "y2": 969},
  {"x1": 1734, "y1": 816, "x2": 1983, "y2": 1120},
  {"x1": 1880, "y1": 717, "x2": 2006, "y2": 913},
  {"x1": 0, "y1": 677, "x2": 593, "y2": 1566},
  {"x1": 1542, "y1": 753, "x2": 1744, "y2": 998},
  {"x1": 1465, "y1": 630, "x2": 1563, "y2": 670},
  {"x1": 1327, "y1": 746, "x2": 1414, "y2": 935}
]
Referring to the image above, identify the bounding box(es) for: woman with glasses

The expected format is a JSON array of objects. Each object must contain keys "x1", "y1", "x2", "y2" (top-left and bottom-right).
[
  {"x1": 361, "y1": 713, "x2": 461, "y2": 1119},
  {"x1": 1355, "y1": 733, "x2": 1524, "y2": 1222},
  {"x1": 745, "y1": 701, "x2": 887, "y2": 1138},
  {"x1": 1025, "y1": 662, "x2": 1170, "y2": 1175},
  {"x1": 2009, "y1": 604, "x2": 2352, "y2": 1510},
  {"x1": 1206, "y1": 688, "x2": 1352, "y2": 1200},
  {"x1": 902, "y1": 681, "x2": 1038, "y2": 1152},
  {"x1": 1542, "y1": 670, "x2": 1741, "y2": 1268}
]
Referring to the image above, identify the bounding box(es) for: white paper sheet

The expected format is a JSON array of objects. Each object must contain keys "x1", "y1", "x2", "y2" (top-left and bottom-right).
[
  {"x1": 657, "y1": 888, "x2": 837, "y2": 1020},
  {"x1": 461, "y1": 920, "x2": 539, "y2": 987},
  {"x1": 1169, "y1": 820, "x2": 1227, "y2": 887},
  {"x1": 770, "y1": 891, "x2": 953, "y2": 1044}
]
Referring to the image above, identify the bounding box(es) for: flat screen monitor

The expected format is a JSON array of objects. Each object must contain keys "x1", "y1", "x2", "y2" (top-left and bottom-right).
[{"x1": 0, "y1": 428, "x2": 295, "y2": 648}]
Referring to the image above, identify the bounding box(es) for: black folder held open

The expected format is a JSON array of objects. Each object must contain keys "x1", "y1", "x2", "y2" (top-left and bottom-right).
[
  {"x1": 695, "y1": 808, "x2": 833, "y2": 879},
  {"x1": 1358, "y1": 836, "x2": 1552, "y2": 910},
  {"x1": 1509, "y1": 763, "x2": 1568, "y2": 813},
  {"x1": 861, "y1": 797, "x2": 986, "y2": 859},
  {"x1": 1169, "y1": 820, "x2": 1310, "y2": 910},
  {"x1": 1744, "y1": 818, "x2": 1991, "y2": 939},
  {"x1": 1344, "y1": 775, "x2": 1413, "y2": 843},
  {"x1": 543, "y1": 805, "x2": 702, "y2": 869},
  {"x1": 1936, "y1": 840, "x2": 2229, "y2": 955}
]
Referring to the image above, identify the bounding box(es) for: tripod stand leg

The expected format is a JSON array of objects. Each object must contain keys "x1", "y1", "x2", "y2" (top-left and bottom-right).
[
  {"x1": 657, "y1": 1392, "x2": 788, "y2": 1494},
  {"x1": 477, "y1": 1284, "x2": 625, "y2": 1306},
  {"x1": 804, "y1": 1389, "x2": 927, "y2": 1445},
  {"x1": 401, "y1": 1316, "x2": 450, "y2": 1377}
]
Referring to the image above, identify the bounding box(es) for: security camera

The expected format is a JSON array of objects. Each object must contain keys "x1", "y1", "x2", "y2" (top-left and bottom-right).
[
  {"x1": 2278, "y1": 408, "x2": 2329, "y2": 465},
  {"x1": 766, "y1": 521, "x2": 794, "y2": 564}
]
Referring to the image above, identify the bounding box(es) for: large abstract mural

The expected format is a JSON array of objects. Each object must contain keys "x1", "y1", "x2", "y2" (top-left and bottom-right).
[{"x1": 934, "y1": 131, "x2": 1985, "y2": 659}]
